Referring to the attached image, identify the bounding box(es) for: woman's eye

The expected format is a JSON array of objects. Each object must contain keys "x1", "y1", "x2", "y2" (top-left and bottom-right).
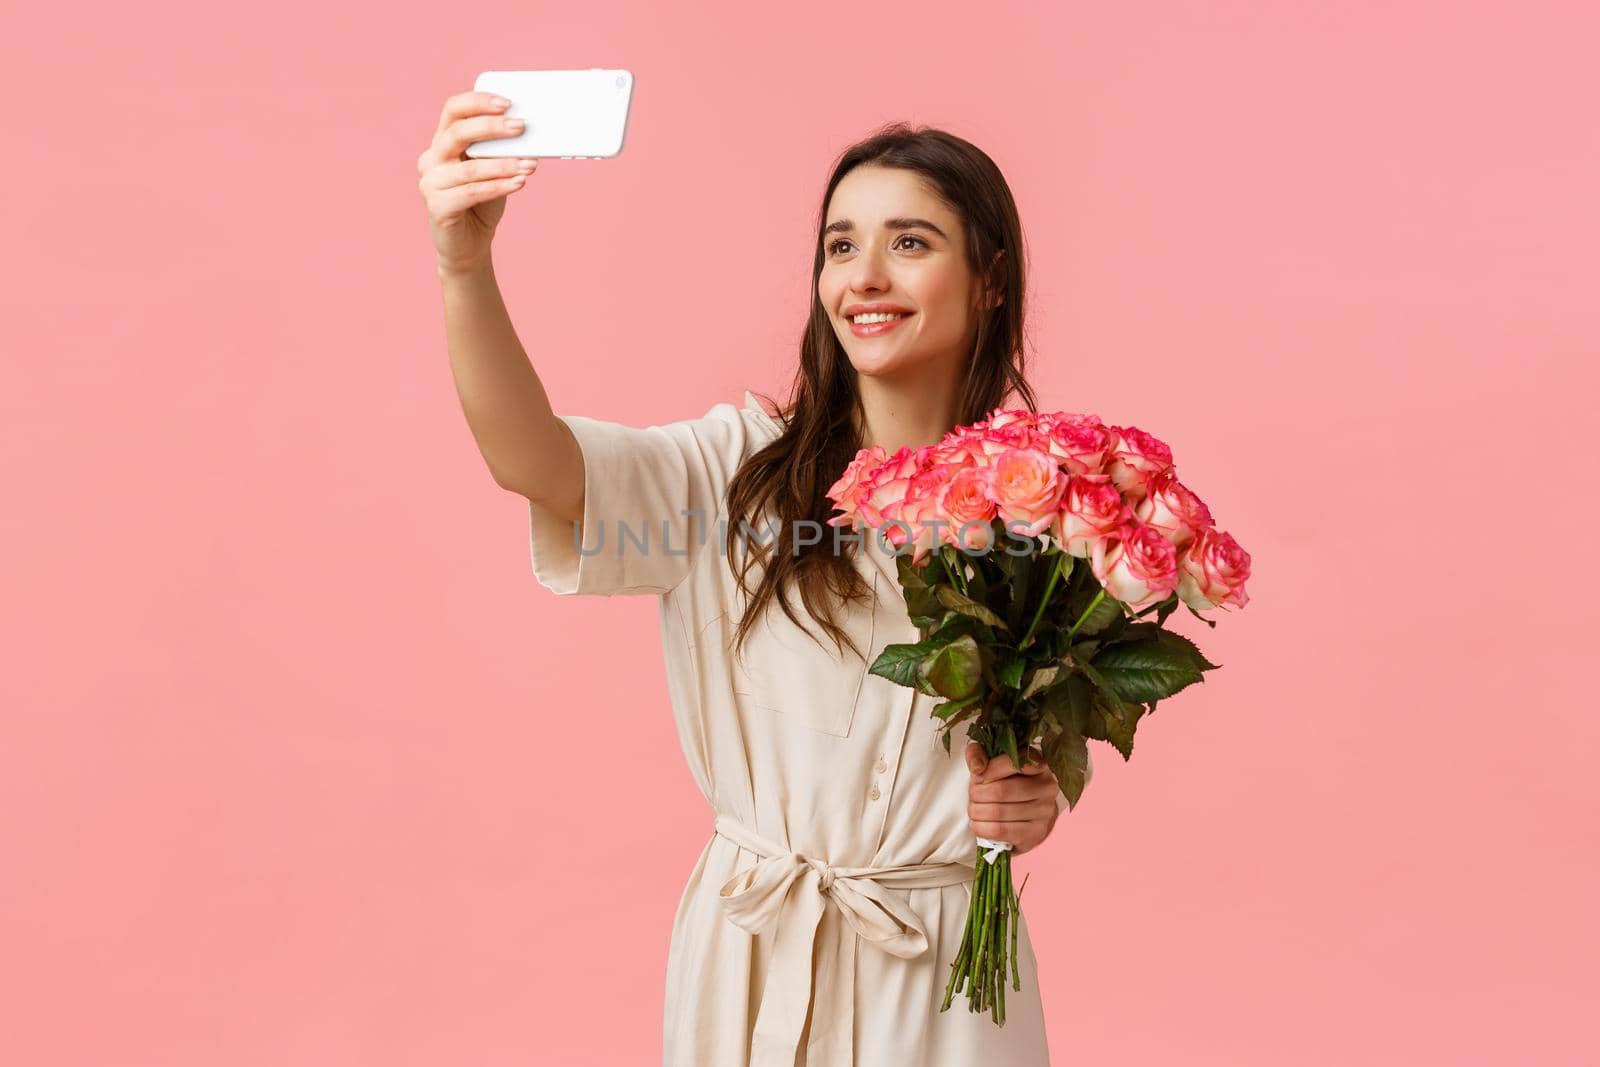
[{"x1": 826, "y1": 235, "x2": 928, "y2": 255}]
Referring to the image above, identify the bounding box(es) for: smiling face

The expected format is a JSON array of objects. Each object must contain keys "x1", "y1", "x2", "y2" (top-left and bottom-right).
[{"x1": 818, "y1": 165, "x2": 999, "y2": 387}]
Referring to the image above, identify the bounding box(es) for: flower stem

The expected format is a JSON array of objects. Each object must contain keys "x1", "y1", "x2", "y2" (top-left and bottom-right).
[
  {"x1": 942, "y1": 867, "x2": 981, "y2": 1011},
  {"x1": 1066, "y1": 587, "x2": 1107, "y2": 641},
  {"x1": 994, "y1": 854, "x2": 1008, "y2": 1024},
  {"x1": 949, "y1": 550, "x2": 970, "y2": 597},
  {"x1": 946, "y1": 821, "x2": 1033, "y2": 1022},
  {"x1": 973, "y1": 858, "x2": 991, "y2": 1011},
  {"x1": 1008, "y1": 858, "x2": 1021, "y2": 990},
  {"x1": 1018, "y1": 550, "x2": 1068, "y2": 651}
]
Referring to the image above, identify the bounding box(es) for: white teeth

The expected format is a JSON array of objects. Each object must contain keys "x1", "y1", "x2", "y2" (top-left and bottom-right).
[{"x1": 852, "y1": 312, "x2": 908, "y2": 324}]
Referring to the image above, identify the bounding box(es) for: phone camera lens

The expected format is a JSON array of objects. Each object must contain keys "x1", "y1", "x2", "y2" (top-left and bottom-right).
[{"x1": 615, "y1": 75, "x2": 627, "y2": 88}]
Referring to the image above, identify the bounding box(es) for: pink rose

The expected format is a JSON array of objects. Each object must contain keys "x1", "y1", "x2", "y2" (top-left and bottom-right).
[
  {"x1": 1033, "y1": 410, "x2": 1096, "y2": 436},
  {"x1": 938, "y1": 466, "x2": 999, "y2": 553},
  {"x1": 1090, "y1": 523, "x2": 1179, "y2": 613},
  {"x1": 1133, "y1": 468, "x2": 1214, "y2": 549},
  {"x1": 930, "y1": 436, "x2": 978, "y2": 468},
  {"x1": 930, "y1": 427, "x2": 993, "y2": 469},
  {"x1": 1040, "y1": 415, "x2": 1114, "y2": 476},
  {"x1": 1104, "y1": 426, "x2": 1174, "y2": 498},
  {"x1": 1052, "y1": 473, "x2": 1133, "y2": 558},
  {"x1": 986, "y1": 408, "x2": 1037, "y2": 432},
  {"x1": 1175, "y1": 527, "x2": 1251, "y2": 611},
  {"x1": 892, "y1": 463, "x2": 960, "y2": 562},
  {"x1": 825, "y1": 445, "x2": 888, "y2": 530},
  {"x1": 857, "y1": 446, "x2": 921, "y2": 529},
  {"x1": 968, "y1": 428, "x2": 1026, "y2": 464},
  {"x1": 987, "y1": 448, "x2": 1068, "y2": 538},
  {"x1": 986, "y1": 419, "x2": 1044, "y2": 454}
]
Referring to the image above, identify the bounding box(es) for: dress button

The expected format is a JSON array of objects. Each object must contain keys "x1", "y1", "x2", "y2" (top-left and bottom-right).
[
  {"x1": 874, "y1": 758, "x2": 887, "y2": 773},
  {"x1": 869, "y1": 785, "x2": 881, "y2": 801}
]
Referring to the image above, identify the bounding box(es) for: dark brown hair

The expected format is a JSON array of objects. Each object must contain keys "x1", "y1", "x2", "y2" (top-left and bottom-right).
[{"x1": 727, "y1": 122, "x2": 1040, "y2": 662}]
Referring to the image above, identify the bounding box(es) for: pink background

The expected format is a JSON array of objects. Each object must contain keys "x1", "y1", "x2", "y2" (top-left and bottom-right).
[{"x1": 4, "y1": 2, "x2": 1596, "y2": 1064}]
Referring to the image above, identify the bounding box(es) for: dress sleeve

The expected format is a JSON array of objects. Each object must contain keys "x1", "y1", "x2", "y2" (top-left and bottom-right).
[{"x1": 526, "y1": 396, "x2": 763, "y2": 597}]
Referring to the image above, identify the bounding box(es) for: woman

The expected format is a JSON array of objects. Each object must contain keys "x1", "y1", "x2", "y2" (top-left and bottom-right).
[{"x1": 419, "y1": 95, "x2": 1088, "y2": 1065}]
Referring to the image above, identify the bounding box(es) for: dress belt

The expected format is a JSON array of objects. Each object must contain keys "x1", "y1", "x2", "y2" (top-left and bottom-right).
[{"x1": 712, "y1": 811, "x2": 974, "y2": 1067}]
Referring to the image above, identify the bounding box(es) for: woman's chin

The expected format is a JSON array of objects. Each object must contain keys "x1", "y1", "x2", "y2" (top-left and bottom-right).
[{"x1": 849, "y1": 354, "x2": 930, "y2": 383}]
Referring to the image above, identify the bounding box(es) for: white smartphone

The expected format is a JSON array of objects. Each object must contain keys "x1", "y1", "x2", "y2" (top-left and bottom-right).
[{"x1": 465, "y1": 69, "x2": 635, "y2": 160}]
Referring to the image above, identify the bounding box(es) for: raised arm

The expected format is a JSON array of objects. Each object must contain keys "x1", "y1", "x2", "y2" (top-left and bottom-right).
[
  {"x1": 418, "y1": 88, "x2": 583, "y2": 521},
  {"x1": 437, "y1": 261, "x2": 584, "y2": 521}
]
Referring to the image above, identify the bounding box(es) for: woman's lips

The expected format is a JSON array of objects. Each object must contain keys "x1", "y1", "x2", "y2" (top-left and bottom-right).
[{"x1": 849, "y1": 312, "x2": 913, "y2": 337}]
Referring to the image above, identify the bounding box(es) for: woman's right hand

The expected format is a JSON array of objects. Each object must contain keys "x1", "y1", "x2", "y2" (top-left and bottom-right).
[{"x1": 417, "y1": 90, "x2": 540, "y2": 274}]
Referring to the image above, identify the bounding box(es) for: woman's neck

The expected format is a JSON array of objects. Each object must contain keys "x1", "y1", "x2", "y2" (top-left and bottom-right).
[{"x1": 854, "y1": 371, "x2": 964, "y2": 454}]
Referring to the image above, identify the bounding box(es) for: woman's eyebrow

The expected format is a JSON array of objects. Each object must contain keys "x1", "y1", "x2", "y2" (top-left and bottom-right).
[{"x1": 823, "y1": 217, "x2": 949, "y2": 240}]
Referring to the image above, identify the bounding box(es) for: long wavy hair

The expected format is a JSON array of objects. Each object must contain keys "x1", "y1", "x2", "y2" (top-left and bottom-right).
[{"x1": 727, "y1": 122, "x2": 1041, "y2": 663}]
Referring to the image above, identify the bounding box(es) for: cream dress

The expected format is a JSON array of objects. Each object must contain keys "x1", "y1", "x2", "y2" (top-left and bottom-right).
[{"x1": 527, "y1": 390, "x2": 1084, "y2": 1066}]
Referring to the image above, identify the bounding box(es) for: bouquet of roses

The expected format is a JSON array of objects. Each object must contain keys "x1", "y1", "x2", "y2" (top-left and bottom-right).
[{"x1": 825, "y1": 407, "x2": 1251, "y2": 1024}]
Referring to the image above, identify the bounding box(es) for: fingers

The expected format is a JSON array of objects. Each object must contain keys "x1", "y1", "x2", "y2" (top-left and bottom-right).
[
  {"x1": 970, "y1": 776, "x2": 1056, "y2": 805},
  {"x1": 964, "y1": 740, "x2": 987, "y2": 776},
  {"x1": 419, "y1": 92, "x2": 527, "y2": 174},
  {"x1": 439, "y1": 112, "x2": 528, "y2": 163},
  {"x1": 970, "y1": 766, "x2": 1057, "y2": 805},
  {"x1": 418, "y1": 158, "x2": 538, "y2": 217},
  {"x1": 968, "y1": 797, "x2": 1057, "y2": 824},
  {"x1": 436, "y1": 90, "x2": 510, "y2": 138},
  {"x1": 972, "y1": 745, "x2": 1049, "y2": 784},
  {"x1": 422, "y1": 156, "x2": 538, "y2": 194}
]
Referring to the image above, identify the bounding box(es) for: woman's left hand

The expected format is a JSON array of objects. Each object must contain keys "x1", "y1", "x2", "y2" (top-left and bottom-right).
[{"x1": 965, "y1": 740, "x2": 1061, "y2": 856}]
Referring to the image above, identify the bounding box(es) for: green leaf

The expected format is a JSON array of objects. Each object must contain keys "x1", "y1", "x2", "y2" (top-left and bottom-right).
[
  {"x1": 1068, "y1": 590, "x2": 1122, "y2": 637},
  {"x1": 935, "y1": 584, "x2": 1009, "y2": 630},
  {"x1": 869, "y1": 616, "x2": 987, "y2": 689},
  {"x1": 1064, "y1": 672, "x2": 1094, "y2": 734},
  {"x1": 1042, "y1": 729, "x2": 1091, "y2": 811},
  {"x1": 1038, "y1": 670, "x2": 1094, "y2": 737},
  {"x1": 1076, "y1": 659, "x2": 1142, "y2": 755},
  {"x1": 998, "y1": 652, "x2": 1024, "y2": 694},
  {"x1": 894, "y1": 552, "x2": 944, "y2": 618},
  {"x1": 1001, "y1": 722, "x2": 1022, "y2": 773},
  {"x1": 1084, "y1": 687, "x2": 1142, "y2": 761},
  {"x1": 942, "y1": 702, "x2": 982, "y2": 733},
  {"x1": 1018, "y1": 663, "x2": 1059, "y2": 701},
  {"x1": 931, "y1": 693, "x2": 982, "y2": 721},
  {"x1": 869, "y1": 641, "x2": 933, "y2": 688},
  {"x1": 920, "y1": 633, "x2": 983, "y2": 700},
  {"x1": 1088, "y1": 630, "x2": 1217, "y2": 703},
  {"x1": 1149, "y1": 627, "x2": 1221, "y2": 672},
  {"x1": 929, "y1": 610, "x2": 981, "y2": 644}
]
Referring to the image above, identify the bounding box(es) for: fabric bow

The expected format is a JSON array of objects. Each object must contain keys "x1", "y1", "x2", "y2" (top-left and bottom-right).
[{"x1": 712, "y1": 812, "x2": 972, "y2": 1066}]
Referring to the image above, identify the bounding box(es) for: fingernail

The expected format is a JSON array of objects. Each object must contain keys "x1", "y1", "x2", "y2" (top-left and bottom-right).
[{"x1": 493, "y1": 96, "x2": 511, "y2": 108}]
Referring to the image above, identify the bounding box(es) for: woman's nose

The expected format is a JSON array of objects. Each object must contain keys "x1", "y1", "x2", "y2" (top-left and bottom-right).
[
  {"x1": 846, "y1": 246, "x2": 892, "y2": 291},
  {"x1": 847, "y1": 267, "x2": 891, "y2": 295}
]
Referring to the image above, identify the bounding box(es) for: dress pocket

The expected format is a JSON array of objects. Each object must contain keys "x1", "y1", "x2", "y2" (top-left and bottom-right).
[{"x1": 731, "y1": 570, "x2": 878, "y2": 737}]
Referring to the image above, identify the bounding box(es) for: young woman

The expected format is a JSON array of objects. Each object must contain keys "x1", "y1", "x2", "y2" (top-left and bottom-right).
[{"x1": 419, "y1": 95, "x2": 1089, "y2": 1065}]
